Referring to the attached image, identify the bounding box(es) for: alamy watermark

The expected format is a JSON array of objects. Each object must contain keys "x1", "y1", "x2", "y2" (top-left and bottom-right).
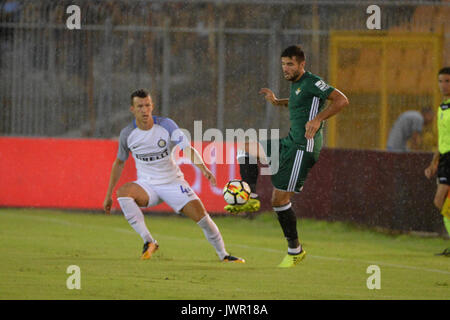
[
  {"x1": 172, "y1": 121, "x2": 280, "y2": 175},
  {"x1": 66, "y1": 4, "x2": 382, "y2": 32},
  {"x1": 66, "y1": 5, "x2": 81, "y2": 30},
  {"x1": 366, "y1": 265, "x2": 381, "y2": 290},
  {"x1": 366, "y1": 5, "x2": 381, "y2": 30},
  {"x1": 66, "y1": 265, "x2": 81, "y2": 290}
]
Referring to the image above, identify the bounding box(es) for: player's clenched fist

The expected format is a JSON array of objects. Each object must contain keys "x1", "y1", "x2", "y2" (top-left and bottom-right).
[
  {"x1": 259, "y1": 88, "x2": 277, "y2": 105},
  {"x1": 305, "y1": 118, "x2": 321, "y2": 140},
  {"x1": 202, "y1": 168, "x2": 217, "y2": 187},
  {"x1": 103, "y1": 197, "x2": 112, "y2": 215}
]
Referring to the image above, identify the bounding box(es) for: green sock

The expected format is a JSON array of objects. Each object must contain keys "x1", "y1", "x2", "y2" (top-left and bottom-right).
[{"x1": 444, "y1": 217, "x2": 450, "y2": 237}]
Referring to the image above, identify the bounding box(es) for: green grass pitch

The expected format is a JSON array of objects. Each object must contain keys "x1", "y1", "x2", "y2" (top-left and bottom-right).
[{"x1": 0, "y1": 208, "x2": 449, "y2": 300}]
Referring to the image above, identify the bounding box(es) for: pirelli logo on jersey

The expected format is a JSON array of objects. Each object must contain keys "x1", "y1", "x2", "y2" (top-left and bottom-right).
[{"x1": 135, "y1": 149, "x2": 169, "y2": 162}]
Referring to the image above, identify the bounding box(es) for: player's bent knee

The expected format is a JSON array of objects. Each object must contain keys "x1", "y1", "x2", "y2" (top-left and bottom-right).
[
  {"x1": 116, "y1": 183, "x2": 134, "y2": 198},
  {"x1": 181, "y1": 199, "x2": 207, "y2": 222},
  {"x1": 116, "y1": 183, "x2": 149, "y2": 207},
  {"x1": 271, "y1": 191, "x2": 292, "y2": 207}
]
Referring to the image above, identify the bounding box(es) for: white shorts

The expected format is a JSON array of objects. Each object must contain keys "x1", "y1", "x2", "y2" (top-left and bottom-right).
[{"x1": 134, "y1": 177, "x2": 200, "y2": 213}]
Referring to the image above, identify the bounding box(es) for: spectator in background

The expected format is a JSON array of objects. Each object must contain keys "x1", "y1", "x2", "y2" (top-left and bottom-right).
[{"x1": 386, "y1": 107, "x2": 435, "y2": 152}]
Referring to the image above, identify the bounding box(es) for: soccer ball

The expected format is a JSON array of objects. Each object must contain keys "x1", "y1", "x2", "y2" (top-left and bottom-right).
[{"x1": 223, "y1": 180, "x2": 251, "y2": 205}]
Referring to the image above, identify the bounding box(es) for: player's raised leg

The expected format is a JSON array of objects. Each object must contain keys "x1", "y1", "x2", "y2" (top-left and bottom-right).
[
  {"x1": 181, "y1": 199, "x2": 245, "y2": 263},
  {"x1": 116, "y1": 182, "x2": 158, "y2": 260},
  {"x1": 225, "y1": 141, "x2": 265, "y2": 214},
  {"x1": 272, "y1": 189, "x2": 306, "y2": 268}
]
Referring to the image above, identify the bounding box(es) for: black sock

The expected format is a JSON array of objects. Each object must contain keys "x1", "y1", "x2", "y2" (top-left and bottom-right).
[
  {"x1": 237, "y1": 152, "x2": 258, "y2": 193},
  {"x1": 274, "y1": 203, "x2": 300, "y2": 252}
]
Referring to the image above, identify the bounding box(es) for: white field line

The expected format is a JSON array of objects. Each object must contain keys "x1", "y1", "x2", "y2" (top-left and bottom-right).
[{"x1": 3, "y1": 212, "x2": 450, "y2": 276}]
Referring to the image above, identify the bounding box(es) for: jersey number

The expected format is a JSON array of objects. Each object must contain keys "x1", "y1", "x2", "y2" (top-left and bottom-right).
[{"x1": 180, "y1": 185, "x2": 192, "y2": 194}]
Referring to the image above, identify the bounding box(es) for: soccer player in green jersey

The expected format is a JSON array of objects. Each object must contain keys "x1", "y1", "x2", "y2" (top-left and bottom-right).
[
  {"x1": 425, "y1": 67, "x2": 450, "y2": 256},
  {"x1": 227, "y1": 45, "x2": 349, "y2": 267}
]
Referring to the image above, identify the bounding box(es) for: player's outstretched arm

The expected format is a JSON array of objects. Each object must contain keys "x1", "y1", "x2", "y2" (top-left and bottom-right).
[
  {"x1": 259, "y1": 88, "x2": 289, "y2": 107},
  {"x1": 183, "y1": 145, "x2": 216, "y2": 186},
  {"x1": 103, "y1": 158, "x2": 125, "y2": 214},
  {"x1": 305, "y1": 88, "x2": 349, "y2": 139}
]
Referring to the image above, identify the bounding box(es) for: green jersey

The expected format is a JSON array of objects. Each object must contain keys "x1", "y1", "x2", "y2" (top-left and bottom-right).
[
  {"x1": 287, "y1": 71, "x2": 335, "y2": 152},
  {"x1": 438, "y1": 98, "x2": 450, "y2": 154}
]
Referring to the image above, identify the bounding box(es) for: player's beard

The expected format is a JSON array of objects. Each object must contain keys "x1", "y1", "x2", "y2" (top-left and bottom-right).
[{"x1": 286, "y1": 70, "x2": 301, "y2": 82}]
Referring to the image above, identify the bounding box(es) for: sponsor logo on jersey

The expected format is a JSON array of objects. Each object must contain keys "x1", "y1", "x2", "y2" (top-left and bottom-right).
[
  {"x1": 440, "y1": 103, "x2": 449, "y2": 111},
  {"x1": 295, "y1": 88, "x2": 301, "y2": 95},
  {"x1": 135, "y1": 149, "x2": 169, "y2": 162}
]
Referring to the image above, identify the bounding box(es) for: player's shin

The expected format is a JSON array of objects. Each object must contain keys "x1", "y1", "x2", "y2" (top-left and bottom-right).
[
  {"x1": 117, "y1": 197, "x2": 155, "y2": 244},
  {"x1": 274, "y1": 203, "x2": 302, "y2": 254},
  {"x1": 197, "y1": 214, "x2": 228, "y2": 260},
  {"x1": 237, "y1": 150, "x2": 258, "y2": 196}
]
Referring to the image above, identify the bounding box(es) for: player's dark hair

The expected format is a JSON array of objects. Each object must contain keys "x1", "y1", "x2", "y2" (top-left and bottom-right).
[
  {"x1": 281, "y1": 45, "x2": 305, "y2": 63},
  {"x1": 438, "y1": 67, "x2": 450, "y2": 76},
  {"x1": 130, "y1": 89, "x2": 150, "y2": 105}
]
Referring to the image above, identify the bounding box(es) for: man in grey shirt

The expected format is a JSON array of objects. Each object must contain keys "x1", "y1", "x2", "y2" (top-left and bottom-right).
[{"x1": 386, "y1": 107, "x2": 434, "y2": 152}]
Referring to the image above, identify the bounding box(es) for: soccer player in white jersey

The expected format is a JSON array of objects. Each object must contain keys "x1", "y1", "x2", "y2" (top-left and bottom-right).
[{"x1": 103, "y1": 89, "x2": 245, "y2": 263}]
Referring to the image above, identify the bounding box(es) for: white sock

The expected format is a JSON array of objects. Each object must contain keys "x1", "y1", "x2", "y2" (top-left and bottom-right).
[
  {"x1": 197, "y1": 214, "x2": 228, "y2": 260},
  {"x1": 288, "y1": 245, "x2": 302, "y2": 255},
  {"x1": 117, "y1": 197, "x2": 154, "y2": 244}
]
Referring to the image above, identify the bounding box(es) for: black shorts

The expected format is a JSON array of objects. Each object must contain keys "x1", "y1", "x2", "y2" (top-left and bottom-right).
[{"x1": 437, "y1": 152, "x2": 450, "y2": 185}]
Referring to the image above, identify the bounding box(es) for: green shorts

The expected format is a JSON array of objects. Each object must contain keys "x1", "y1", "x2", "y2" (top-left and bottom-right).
[{"x1": 261, "y1": 136, "x2": 320, "y2": 193}]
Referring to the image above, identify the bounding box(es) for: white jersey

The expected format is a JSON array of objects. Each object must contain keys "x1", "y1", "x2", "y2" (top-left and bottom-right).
[{"x1": 117, "y1": 116, "x2": 190, "y2": 185}]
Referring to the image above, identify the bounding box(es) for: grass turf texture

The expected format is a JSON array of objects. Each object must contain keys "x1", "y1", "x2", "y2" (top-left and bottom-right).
[{"x1": 0, "y1": 208, "x2": 449, "y2": 300}]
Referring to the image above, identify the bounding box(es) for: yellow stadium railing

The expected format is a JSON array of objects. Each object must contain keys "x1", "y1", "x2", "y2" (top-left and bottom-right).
[{"x1": 328, "y1": 31, "x2": 442, "y2": 150}]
